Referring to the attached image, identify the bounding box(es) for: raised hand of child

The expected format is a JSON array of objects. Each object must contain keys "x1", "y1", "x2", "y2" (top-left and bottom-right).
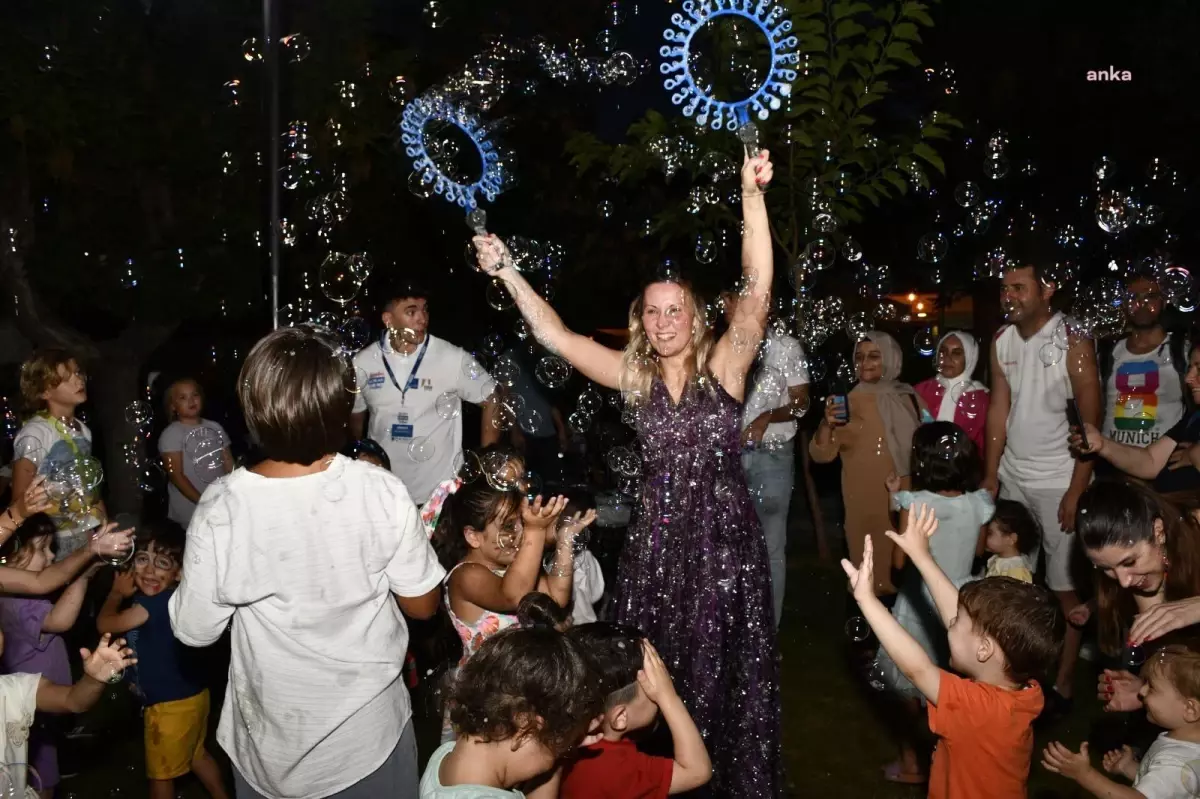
[
  {"x1": 110, "y1": 569, "x2": 137, "y2": 600},
  {"x1": 1101, "y1": 745, "x2": 1138, "y2": 780},
  {"x1": 81, "y1": 633, "x2": 136, "y2": 684},
  {"x1": 88, "y1": 523, "x2": 134, "y2": 559},
  {"x1": 884, "y1": 502, "x2": 938, "y2": 559},
  {"x1": 636, "y1": 639, "x2": 679, "y2": 706},
  {"x1": 1041, "y1": 741, "x2": 1092, "y2": 781},
  {"x1": 840, "y1": 534, "x2": 877, "y2": 604},
  {"x1": 884, "y1": 471, "x2": 900, "y2": 494},
  {"x1": 522, "y1": 494, "x2": 568, "y2": 530},
  {"x1": 1098, "y1": 669, "x2": 1144, "y2": 713},
  {"x1": 557, "y1": 509, "x2": 598, "y2": 546},
  {"x1": 15, "y1": 474, "x2": 53, "y2": 519}
]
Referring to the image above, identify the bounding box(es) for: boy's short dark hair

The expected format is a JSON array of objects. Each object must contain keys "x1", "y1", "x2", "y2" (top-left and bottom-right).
[
  {"x1": 958, "y1": 577, "x2": 1064, "y2": 685},
  {"x1": 238, "y1": 325, "x2": 352, "y2": 464},
  {"x1": 992, "y1": 499, "x2": 1041, "y2": 555},
  {"x1": 135, "y1": 519, "x2": 186, "y2": 565},
  {"x1": 566, "y1": 622, "x2": 646, "y2": 709},
  {"x1": 19, "y1": 348, "x2": 81, "y2": 413},
  {"x1": 382, "y1": 284, "x2": 430, "y2": 312}
]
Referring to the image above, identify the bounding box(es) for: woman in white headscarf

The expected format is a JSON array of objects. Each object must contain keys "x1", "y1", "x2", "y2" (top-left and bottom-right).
[
  {"x1": 811, "y1": 331, "x2": 928, "y2": 595},
  {"x1": 913, "y1": 331, "x2": 990, "y2": 452}
]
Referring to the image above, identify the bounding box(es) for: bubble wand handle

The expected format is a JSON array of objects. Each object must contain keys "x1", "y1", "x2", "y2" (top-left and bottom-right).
[
  {"x1": 737, "y1": 122, "x2": 761, "y2": 160},
  {"x1": 467, "y1": 208, "x2": 489, "y2": 237}
]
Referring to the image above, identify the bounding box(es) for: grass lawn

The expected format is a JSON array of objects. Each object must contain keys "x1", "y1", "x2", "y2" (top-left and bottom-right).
[{"x1": 53, "y1": 554, "x2": 1125, "y2": 798}]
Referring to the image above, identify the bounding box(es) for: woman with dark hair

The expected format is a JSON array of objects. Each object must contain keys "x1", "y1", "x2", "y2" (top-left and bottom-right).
[
  {"x1": 1072, "y1": 479, "x2": 1200, "y2": 712},
  {"x1": 473, "y1": 154, "x2": 782, "y2": 797},
  {"x1": 874, "y1": 422, "x2": 994, "y2": 784}
]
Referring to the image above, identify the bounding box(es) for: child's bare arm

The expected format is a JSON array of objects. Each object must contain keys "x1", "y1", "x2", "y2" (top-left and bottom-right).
[
  {"x1": 638, "y1": 641, "x2": 712, "y2": 794},
  {"x1": 843, "y1": 535, "x2": 943, "y2": 704},
  {"x1": 891, "y1": 507, "x2": 910, "y2": 570},
  {"x1": 37, "y1": 634, "x2": 136, "y2": 714},
  {"x1": 43, "y1": 566, "x2": 100, "y2": 633},
  {"x1": 542, "y1": 510, "x2": 597, "y2": 607},
  {"x1": 886, "y1": 504, "x2": 959, "y2": 627},
  {"x1": 96, "y1": 571, "x2": 149, "y2": 634}
]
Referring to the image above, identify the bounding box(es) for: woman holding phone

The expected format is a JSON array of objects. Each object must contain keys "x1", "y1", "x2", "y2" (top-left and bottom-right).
[{"x1": 810, "y1": 332, "x2": 927, "y2": 595}]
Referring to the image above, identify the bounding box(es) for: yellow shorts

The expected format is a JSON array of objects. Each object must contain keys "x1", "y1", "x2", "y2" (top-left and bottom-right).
[{"x1": 144, "y1": 689, "x2": 210, "y2": 780}]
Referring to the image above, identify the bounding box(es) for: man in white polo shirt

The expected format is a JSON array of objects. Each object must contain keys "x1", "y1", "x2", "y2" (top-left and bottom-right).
[
  {"x1": 350, "y1": 286, "x2": 502, "y2": 505},
  {"x1": 983, "y1": 251, "x2": 1101, "y2": 714}
]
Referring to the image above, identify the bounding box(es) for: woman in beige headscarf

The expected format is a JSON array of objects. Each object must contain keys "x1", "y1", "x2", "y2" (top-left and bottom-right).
[{"x1": 810, "y1": 331, "x2": 927, "y2": 595}]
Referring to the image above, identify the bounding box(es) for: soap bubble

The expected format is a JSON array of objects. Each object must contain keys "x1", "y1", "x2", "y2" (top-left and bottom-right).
[
  {"x1": 408, "y1": 438, "x2": 435, "y2": 463},
  {"x1": 242, "y1": 38, "x2": 262, "y2": 62},
  {"x1": 535, "y1": 356, "x2": 572, "y2": 389},
  {"x1": 519, "y1": 408, "x2": 545, "y2": 435},
  {"x1": 813, "y1": 212, "x2": 839, "y2": 233},
  {"x1": 319, "y1": 252, "x2": 361, "y2": 305},
  {"x1": 914, "y1": 329, "x2": 937, "y2": 357},
  {"x1": 917, "y1": 232, "x2": 949, "y2": 264},
  {"x1": 841, "y1": 239, "x2": 863, "y2": 262},
  {"x1": 281, "y1": 34, "x2": 311, "y2": 63},
  {"x1": 606, "y1": 446, "x2": 641, "y2": 477},
  {"x1": 222, "y1": 79, "x2": 243, "y2": 108},
  {"x1": 1122, "y1": 644, "x2": 1145, "y2": 669},
  {"x1": 423, "y1": 0, "x2": 450, "y2": 28},
  {"x1": 865, "y1": 659, "x2": 887, "y2": 691},
  {"x1": 388, "y1": 75, "x2": 411, "y2": 105},
  {"x1": 983, "y1": 153, "x2": 1010, "y2": 180},
  {"x1": 953, "y1": 181, "x2": 980, "y2": 207},
  {"x1": 577, "y1": 389, "x2": 603, "y2": 415},
  {"x1": 337, "y1": 317, "x2": 371, "y2": 352},
  {"x1": 184, "y1": 427, "x2": 226, "y2": 481},
  {"x1": 1093, "y1": 156, "x2": 1117, "y2": 181},
  {"x1": 435, "y1": 391, "x2": 461, "y2": 420},
  {"x1": 461, "y1": 355, "x2": 487, "y2": 381},
  {"x1": 846, "y1": 312, "x2": 872, "y2": 340},
  {"x1": 694, "y1": 232, "x2": 717, "y2": 265},
  {"x1": 37, "y1": 45, "x2": 58, "y2": 73},
  {"x1": 1039, "y1": 342, "x2": 1063, "y2": 367},
  {"x1": 597, "y1": 200, "x2": 614, "y2": 219},
  {"x1": 124, "y1": 401, "x2": 153, "y2": 428},
  {"x1": 1096, "y1": 192, "x2": 1131, "y2": 235},
  {"x1": 408, "y1": 171, "x2": 435, "y2": 198},
  {"x1": 844, "y1": 616, "x2": 870, "y2": 642},
  {"x1": 492, "y1": 357, "x2": 520, "y2": 388},
  {"x1": 805, "y1": 237, "x2": 836, "y2": 270},
  {"x1": 568, "y1": 410, "x2": 592, "y2": 434}
]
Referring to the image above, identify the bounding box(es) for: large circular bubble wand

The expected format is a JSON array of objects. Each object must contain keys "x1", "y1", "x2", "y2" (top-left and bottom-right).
[
  {"x1": 660, "y1": 0, "x2": 799, "y2": 133},
  {"x1": 399, "y1": 95, "x2": 505, "y2": 211}
]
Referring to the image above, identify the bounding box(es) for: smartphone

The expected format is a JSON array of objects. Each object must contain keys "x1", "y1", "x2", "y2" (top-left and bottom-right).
[
  {"x1": 1066, "y1": 398, "x2": 1089, "y2": 450},
  {"x1": 830, "y1": 394, "x2": 850, "y2": 424}
]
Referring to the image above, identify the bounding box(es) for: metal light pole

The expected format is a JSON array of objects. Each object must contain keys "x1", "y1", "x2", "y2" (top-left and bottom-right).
[{"x1": 264, "y1": 0, "x2": 282, "y2": 329}]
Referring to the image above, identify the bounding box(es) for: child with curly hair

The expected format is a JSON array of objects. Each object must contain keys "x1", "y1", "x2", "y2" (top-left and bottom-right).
[{"x1": 421, "y1": 614, "x2": 604, "y2": 798}]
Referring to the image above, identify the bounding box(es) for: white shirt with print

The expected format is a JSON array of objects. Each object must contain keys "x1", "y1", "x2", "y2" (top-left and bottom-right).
[
  {"x1": 741, "y1": 332, "x2": 810, "y2": 442},
  {"x1": 13, "y1": 417, "x2": 100, "y2": 556},
  {"x1": 1134, "y1": 732, "x2": 1200, "y2": 798}
]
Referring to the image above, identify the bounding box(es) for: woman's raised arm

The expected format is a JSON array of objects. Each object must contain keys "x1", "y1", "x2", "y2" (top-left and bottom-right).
[
  {"x1": 710, "y1": 151, "x2": 774, "y2": 399},
  {"x1": 474, "y1": 236, "x2": 624, "y2": 389}
]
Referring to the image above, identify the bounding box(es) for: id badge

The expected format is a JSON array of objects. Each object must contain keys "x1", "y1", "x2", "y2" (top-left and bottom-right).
[{"x1": 391, "y1": 424, "x2": 414, "y2": 440}]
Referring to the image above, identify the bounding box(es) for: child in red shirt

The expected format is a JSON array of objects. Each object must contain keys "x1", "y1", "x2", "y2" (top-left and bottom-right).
[
  {"x1": 844, "y1": 504, "x2": 1065, "y2": 799},
  {"x1": 560, "y1": 624, "x2": 711, "y2": 798}
]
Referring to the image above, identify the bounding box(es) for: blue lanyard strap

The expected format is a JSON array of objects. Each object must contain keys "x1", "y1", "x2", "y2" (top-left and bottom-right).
[{"x1": 379, "y1": 334, "x2": 430, "y2": 404}]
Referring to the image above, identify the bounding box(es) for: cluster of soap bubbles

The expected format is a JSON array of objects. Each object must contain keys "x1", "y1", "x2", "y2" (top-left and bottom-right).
[
  {"x1": 280, "y1": 120, "x2": 317, "y2": 191},
  {"x1": 317, "y1": 251, "x2": 373, "y2": 305},
  {"x1": 306, "y1": 191, "x2": 351, "y2": 242},
  {"x1": 531, "y1": 35, "x2": 644, "y2": 89}
]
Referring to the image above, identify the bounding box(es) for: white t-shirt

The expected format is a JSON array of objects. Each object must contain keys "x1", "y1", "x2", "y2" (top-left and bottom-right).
[
  {"x1": 13, "y1": 417, "x2": 101, "y2": 555},
  {"x1": 420, "y1": 741, "x2": 525, "y2": 799},
  {"x1": 996, "y1": 313, "x2": 1075, "y2": 488},
  {"x1": 168, "y1": 455, "x2": 446, "y2": 799},
  {"x1": 0, "y1": 673, "x2": 40, "y2": 798},
  {"x1": 157, "y1": 419, "x2": 231, "y2": 527},
  {"x1": 741, "y1": 332, "x2": 810, "y2": 442},
  {"x1": 1103, "y1": 336, "x2": 1186, "y2": 447},
  {"x1": 352, "y1": 334, "x2": 496, "y2": 505},
  {"x1": 1134, "y1": 732, "x2": 1200, "y2": 798}
]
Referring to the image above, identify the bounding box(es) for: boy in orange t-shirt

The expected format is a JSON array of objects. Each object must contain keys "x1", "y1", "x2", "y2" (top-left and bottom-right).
[{"x1": 843, "y1": 504, "x2": 1065, "y2": 798}]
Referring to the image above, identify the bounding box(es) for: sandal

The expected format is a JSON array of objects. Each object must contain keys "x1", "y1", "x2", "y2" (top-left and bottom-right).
[{"x1": 882, "y1": 761, "x2": 927, "y2": 785}]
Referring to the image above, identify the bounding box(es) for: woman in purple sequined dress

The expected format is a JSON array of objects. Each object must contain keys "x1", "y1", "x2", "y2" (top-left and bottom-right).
[{"x1": 474, "y1": 153, "x2": 783, "y2": 797}]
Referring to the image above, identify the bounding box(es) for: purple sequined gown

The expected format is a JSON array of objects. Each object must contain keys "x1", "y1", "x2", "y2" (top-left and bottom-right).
[{"x1": 615, "y1": 377, "x2": 783, "y2": 798}]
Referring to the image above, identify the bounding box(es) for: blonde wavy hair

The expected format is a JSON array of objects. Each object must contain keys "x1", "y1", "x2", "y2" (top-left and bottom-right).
[{"x1": 618, "y1": 279, "x2": 714, "y2": 405}]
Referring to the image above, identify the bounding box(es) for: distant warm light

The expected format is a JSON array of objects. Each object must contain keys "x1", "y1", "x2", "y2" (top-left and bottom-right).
[
  {"x1": 907, "y1": 293, "x2": 917, "y2": 301},
  {"x1": 917, "y1": 312, "x2": 928, "y2": 318},
  {"x1": 916, "y1": 302, "x2": 925, "y2": 311}
]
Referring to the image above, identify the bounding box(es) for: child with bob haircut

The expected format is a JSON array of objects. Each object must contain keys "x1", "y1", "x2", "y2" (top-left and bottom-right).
[
  {"x1": 170, "y1": 325, "x2": 446, "y2": 799},
  {"x1": 844, "y1": 504, "x2": 1065, "y2": 799},
  {"x1": 560, "y1": 622, "x2": 712, "y2": 798},
  {"x1": 1043, "y1": 644, "x2": 1200, "y2": 798},
  {"x1": 983, "y1": 499, "x2": 1040, "y2": 583},
  {"x1": 421, "y1": 615, "x2": 605, "y2": 798},
  {"x1": 157, "y1": 377, "x2": 234, "y2": 527}
]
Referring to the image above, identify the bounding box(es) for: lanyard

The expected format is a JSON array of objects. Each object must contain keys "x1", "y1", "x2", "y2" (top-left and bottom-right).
[
  {"x1": 379, "y1": 333, "x2": 430, "y2": 405},
  {"x1": 38, "y1": 412, "x2": 82, "y2": 457}
]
